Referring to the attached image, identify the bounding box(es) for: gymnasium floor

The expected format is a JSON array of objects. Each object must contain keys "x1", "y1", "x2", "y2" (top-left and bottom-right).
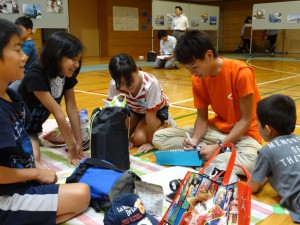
[
  {"x1": 64, "y1": 53, "x2": 300, "y2": 224},
  {"x1": 75, "y1": 53, "x2": 300, "y2": 132}
]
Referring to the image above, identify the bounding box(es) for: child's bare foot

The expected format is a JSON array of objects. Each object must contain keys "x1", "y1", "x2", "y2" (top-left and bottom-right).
[
  {"x1": 137, "y1": 143, "x2": 154, "y2": 153},
  {"x1": 43, "y1": 129, "x2": 65, "y2": 143}
]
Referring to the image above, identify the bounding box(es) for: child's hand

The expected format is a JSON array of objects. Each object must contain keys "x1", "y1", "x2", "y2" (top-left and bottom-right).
[
  {"x1": 198, "y1": 144, "x2": 219, "y2": 160},
  {"x1": 36, "y1": 168, "x2": 58, "y2": 184},
  {"x1": 76, "y1": 144, "x2": 85, "y2": 158},
  {"x1": 66, "y1": 145, "x2": 82, "y2": 167},
  {"x1": 128, "y1": 140, "x2": 134, "y2": 150},
  {"x1": 72, "y1": 143, "x2": 84, "y2": 158},
  {"x1": 78, "y1": 150, "x2": 85, "y2": 158},
  {"x1": 183, "y1": 136, "x2": 197, "y2": 149},
  {"x1": 137, "y1": 143, "x2": 154, "y2": 153}
]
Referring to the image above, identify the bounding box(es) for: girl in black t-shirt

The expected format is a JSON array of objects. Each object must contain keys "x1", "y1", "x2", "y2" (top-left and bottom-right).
[{"x1": 18, "y1": 31, "x2": 84, "y2": 167}]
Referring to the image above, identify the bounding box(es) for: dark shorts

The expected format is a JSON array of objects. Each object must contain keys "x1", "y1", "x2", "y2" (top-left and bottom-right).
[
  {"x1": 0, "y1": 184, "x2": 59, "y2": 225},
  {"x1": 126, "y1": 105, "x2": 169, "y2": 122}
]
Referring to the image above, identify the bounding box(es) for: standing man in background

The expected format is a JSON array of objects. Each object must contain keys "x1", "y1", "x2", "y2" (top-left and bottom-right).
[{"x1": 171, "y1": 6, "x2": 189, "y2": 41}]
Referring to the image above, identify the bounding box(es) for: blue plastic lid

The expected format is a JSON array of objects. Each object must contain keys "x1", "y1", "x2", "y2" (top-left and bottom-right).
[{"x1": 79, "y1": 109, "x2": 88, "y2": 123}]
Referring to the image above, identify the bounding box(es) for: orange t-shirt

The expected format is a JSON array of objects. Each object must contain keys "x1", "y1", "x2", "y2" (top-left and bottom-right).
[{"x1": 192, "y1": 58, "x2": 262, "y2": 143}]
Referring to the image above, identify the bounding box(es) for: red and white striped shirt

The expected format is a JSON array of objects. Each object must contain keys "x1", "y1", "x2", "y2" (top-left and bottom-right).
[{"x1": 108, "y1": 71, "x2": 169, "y2": 114}]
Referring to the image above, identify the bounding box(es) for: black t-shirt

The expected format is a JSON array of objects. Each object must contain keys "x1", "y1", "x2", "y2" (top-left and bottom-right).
[{"x1": 18, "y1": 64, "x2": 77, "y2": 133}]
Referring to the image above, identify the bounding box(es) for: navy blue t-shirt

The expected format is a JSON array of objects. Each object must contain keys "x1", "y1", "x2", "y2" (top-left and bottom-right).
[{"x1": 0, "y1": 88, "x2": 37, "y2": 195}]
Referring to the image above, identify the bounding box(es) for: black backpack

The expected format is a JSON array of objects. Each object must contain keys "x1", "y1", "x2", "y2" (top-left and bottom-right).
[
  {"x1": 147, "y1": 51, "x2": 157, "y2": 62},
  {"x1": 90, "y1": 106, "x2": 130, "y2": 170}
]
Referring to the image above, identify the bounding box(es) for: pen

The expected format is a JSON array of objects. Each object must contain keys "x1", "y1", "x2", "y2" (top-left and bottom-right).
[{"x1": 185, "y1": 132, "x2": 197, "y2": 149}]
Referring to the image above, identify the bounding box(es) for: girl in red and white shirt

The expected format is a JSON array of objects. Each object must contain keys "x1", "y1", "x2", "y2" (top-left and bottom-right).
[{"x1": 108, "y1": 53, "x2": 173, "y2": 153}]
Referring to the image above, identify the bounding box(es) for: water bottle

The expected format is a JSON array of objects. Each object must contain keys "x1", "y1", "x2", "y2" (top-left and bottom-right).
[{"x1": 79, "y1": 109, "x2": 90, "y2": 151}]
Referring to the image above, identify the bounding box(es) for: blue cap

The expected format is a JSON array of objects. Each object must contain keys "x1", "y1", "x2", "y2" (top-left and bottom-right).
[{"x1": 104, "y1": 194, "x2": 159, "y2": 225}]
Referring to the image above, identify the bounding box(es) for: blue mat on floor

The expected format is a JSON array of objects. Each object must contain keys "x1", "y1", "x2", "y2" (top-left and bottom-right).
[
  {"x1": 81, "y1": 61, "x2": 155, "y2": 72},
  {"x1": 80, "y1": 54, "x2": 300, "y2": 73}
]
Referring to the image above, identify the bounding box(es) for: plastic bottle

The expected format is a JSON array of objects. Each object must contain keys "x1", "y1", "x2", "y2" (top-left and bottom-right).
[{"x1": 79, "y1": 109, "x2": 90, "y2": 151}]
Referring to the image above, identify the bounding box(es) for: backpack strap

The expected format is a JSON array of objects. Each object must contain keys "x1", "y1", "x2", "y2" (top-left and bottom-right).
[
  {"x1": 66, "y1": 158, "x2": 124, "y2": 183},
  {"x1": 84, "y1": 158, "x2": 124, "y2": 172}
]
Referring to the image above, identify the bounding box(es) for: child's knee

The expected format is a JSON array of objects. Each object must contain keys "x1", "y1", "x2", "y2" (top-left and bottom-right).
[
  {"x1": 74, "y1": 183, "x2": 90, "y2": 207},
  {"x1": 131, "y1": 131, "x2": 147, "y2": 145},
  {"x1": 79, "y1": 183, "x2": 90, "y2": 198}
]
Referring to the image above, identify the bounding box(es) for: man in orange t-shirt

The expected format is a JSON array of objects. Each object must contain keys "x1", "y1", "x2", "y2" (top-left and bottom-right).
[{"x1": 153, "y1": 30, "x2": 262, "y2": 175}]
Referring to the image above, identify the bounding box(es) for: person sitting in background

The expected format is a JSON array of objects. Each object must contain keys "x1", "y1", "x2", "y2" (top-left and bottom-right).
[
  {"x1": 250, "y1": 94, "x2": 300, "y2": 223},
  {"x1": 108, "y1": 53, "x2": 175, "y2": 153},
  {"x1": 0, "y1": 18, "x2": 90, "y2": 225},
  {"x1": 9, "y1": 16, "x2": 38, "y2": 90},
  {"x1": 154, "y1": 30, "x2": 178, "y2": 69}
]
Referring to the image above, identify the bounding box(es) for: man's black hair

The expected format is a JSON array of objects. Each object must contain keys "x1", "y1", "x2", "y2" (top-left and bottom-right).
[
  {"x1": 157, "y1": 30, "x2": 168, "y2": 40},
  {"x1": 175, "y1": 6, "x2": 182, "y2": 11},
  {"x1": 174, "y1": 30, "x2": 217, "y2": 65}
]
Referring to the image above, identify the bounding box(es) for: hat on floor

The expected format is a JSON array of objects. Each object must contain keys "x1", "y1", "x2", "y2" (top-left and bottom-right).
[{"x1": 104, "y1": 194, "x2": 159, "y2": 225}]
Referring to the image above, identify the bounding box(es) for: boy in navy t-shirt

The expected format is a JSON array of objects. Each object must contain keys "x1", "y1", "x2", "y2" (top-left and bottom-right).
[{"x1": 0, "y1": 18, "x2": 90, "y2": 225}]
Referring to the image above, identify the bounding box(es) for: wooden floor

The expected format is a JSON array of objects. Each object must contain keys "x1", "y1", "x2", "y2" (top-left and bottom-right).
[{"x1": 64, "y1": 54, "x2": 300, "y2": 224}]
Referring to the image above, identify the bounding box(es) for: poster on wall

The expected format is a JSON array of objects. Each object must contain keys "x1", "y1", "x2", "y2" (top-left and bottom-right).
[
  {"x1": 155, "y1": 14, "x2": 164, "y2": 26},
  {"x1": 113, "y1": 6, "x2": 138, "y2": 31},
  {"x1": 253, "y1": 9, "x2": 266, "y2": 19},
  {"x1": 166, "y1": 13, "x2": 173, "y2": 25},
  {"x1": 252, "y1": 1, "x2": 300, "y2": 30},
  {"x1": 23, "y1": 4, "x2": 42, "y2": 19},
  {"x1": 0, "y1": 0, "x2": 19, "y2": 13},
  {"x1": 0, "y1": 0, "x2": 69, "y2": 28},
  {"x1": 200, "y1": 14, "x2": 208, "y2": 23},
  {"x1": 269, "y1": 12, "x2": 281, "y2": 23},
  {"x1": 210, "y1": 16, "x2": 217, "y2": 25},
  {"x1": 191, "y1": 17, "x2": 200, "y2": 27},
  {"x1": 46, "y1": 0, "x2": 63, "y2": 13},
  {"x1": 287, "y1": 14, "x2": 300, "y2": 24},
  {"x1": 191, "y1": 17, "x2": 200, "y2": 28}
]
